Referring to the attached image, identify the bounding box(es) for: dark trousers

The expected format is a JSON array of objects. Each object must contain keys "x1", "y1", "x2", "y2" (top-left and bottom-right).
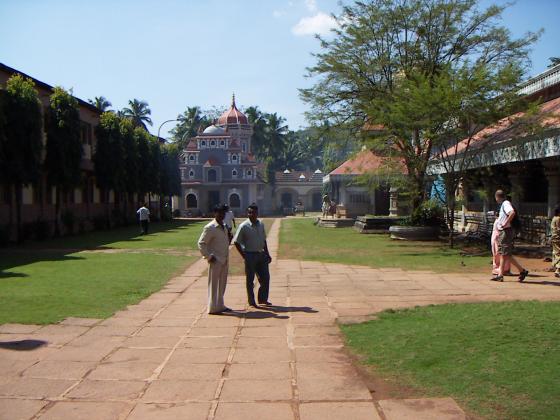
[
  {"x1": 140, "y1": 220, "x2": 149, "y2": 235},
  {"x1": 245, "y1": 252, "x2": 270, "y2": 304}
]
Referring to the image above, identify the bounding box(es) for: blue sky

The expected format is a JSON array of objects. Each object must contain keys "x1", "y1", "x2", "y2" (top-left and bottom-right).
[{"x1": 1, "y1": 0, "x2": 558, "y2": 138}]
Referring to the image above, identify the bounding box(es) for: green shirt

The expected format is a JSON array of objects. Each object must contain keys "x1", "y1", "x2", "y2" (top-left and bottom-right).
[{"x1": 233, "y1": 219, "x2": 266, "y2": 252}]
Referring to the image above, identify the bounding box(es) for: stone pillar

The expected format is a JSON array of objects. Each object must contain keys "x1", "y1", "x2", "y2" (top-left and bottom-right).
[
  {"x1": 507, "y1": 165, "x2": 527, "y2": 208},
  {"x1": 543, "y1": 159, "x2": 560, "y2": 218},
  {"x1": 389, "y1": 187, "x2": 398, "y2": 217}
]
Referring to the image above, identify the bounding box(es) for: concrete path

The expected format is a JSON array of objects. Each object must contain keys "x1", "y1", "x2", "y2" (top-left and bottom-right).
[{"x1": 2, "y1": 218, "x2": 560, "y2": 419}]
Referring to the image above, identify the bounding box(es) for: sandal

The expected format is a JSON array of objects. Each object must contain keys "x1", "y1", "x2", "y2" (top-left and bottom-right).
[{"x1": 518, "y1": 269, "x2": 529, "y2": 282}]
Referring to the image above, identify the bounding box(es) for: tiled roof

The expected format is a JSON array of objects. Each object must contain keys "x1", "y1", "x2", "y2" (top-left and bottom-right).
[
  {"x1": 276, "y1": 170, "x2": 323, "y2": 183},
  {"x1": 186, "y1": 140, "x2": 197, "y2": 150},
  {"x1": 329, "y1": 149, "x2": 406, "y2": 176},
  {"x1": 444, "y1": 96, "x2": 560, "y2": 157}
]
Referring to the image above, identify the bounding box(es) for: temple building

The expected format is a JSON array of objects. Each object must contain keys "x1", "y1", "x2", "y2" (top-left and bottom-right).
[{"x1": 177, "y1": 96, "x2": 263, "y2": 216}]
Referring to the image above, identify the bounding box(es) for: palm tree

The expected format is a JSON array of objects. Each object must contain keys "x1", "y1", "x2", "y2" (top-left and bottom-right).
[
  {"x1": 265, "y1": 112, "x2": 288, "y2": 162},
  {"x1": 88, "y1": 96, "x2": 112, "y2": 112},
  {"x1": 171, "y1": 106, "x2": 209, "y2": 147},
  {"x1": 122, "y1": 99, "x2": 153, "y2": 130},
  {"x1": 548, "y1": 57, "x2": 560, "y2": 68},
  {"x1": 245, "y1": 106, "x2": 267, "y2": 159}
]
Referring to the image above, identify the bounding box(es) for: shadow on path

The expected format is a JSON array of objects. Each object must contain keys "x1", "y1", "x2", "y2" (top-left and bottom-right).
[{"x1": 0, "y1": 339, "x2": 47, "y2": 351}]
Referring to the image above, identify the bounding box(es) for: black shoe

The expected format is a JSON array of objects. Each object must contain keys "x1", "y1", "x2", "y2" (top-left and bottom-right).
[
  {"x1": 259, "y1": 301, "x2": 273, "y2": 306},
  {"x1": 222, "y1": 307, "x2": 232, "y2": 312},
  {"x1": 248, "y1": 302, "x2": 258, "y2": 308},
  {"x1": 491, "y1": 275, "x2": 504, "y2": 282},
  {"x1": 518, "y1": 269, "x2": 529, "y2": 282}
]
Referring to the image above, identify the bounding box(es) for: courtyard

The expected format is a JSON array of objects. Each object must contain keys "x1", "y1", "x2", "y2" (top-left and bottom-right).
[{"x1": 1, "y1": 218, "x2": 559, "y2": 419}]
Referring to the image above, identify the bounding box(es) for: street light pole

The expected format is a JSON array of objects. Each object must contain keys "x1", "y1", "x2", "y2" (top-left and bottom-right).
[{"x1": 156, "y1": 119, "x2": 180, "y2": 143}]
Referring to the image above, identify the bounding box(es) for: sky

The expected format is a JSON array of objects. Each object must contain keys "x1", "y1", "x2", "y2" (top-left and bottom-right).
[{"x1": 1, "y1": 0, "x2": 559, "y2": 139}]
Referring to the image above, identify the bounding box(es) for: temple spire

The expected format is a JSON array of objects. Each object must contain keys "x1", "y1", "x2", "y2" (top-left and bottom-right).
[{"x1": 231, "y1": 92, "x2": 236, "y2": 108}]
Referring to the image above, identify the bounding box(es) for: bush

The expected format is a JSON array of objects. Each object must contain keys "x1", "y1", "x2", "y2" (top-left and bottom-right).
[
  {"x1": 400, "y1": 200, "x2": 445, "y2": 227},
  {"x1": 173, "y1": 209, "x2": 181, "y2": 218},
  {"x1": 61, "y1": 209, "x2": 75, "y2": 234}
]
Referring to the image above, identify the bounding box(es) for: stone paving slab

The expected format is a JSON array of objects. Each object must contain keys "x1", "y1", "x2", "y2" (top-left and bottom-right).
[{"x1": 2, "y1": 218, "x2": 560, "y2": 419}]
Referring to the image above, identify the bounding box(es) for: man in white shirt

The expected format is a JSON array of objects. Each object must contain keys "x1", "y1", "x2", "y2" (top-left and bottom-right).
[
  {"x1": 493, "y1": 190, "x2": 528, "y2": 282},
  {"x1": 198, "y1": 204, "x2": 231, "y2": 314},
  {"x1": 136, "y1": 203, "x2": 150, "y2": 235}
]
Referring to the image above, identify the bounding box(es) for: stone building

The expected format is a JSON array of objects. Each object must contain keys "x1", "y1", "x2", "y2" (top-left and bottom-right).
[
  {"x1": 0, "y1": 62, "x2": 104, "y2": 236},
  {"x1": 322, "y1": 148, "x2": 407, "y2": 218},
  {"x1": 177, "y1": 96, "x2": 263, "y2": 216},
  {"x1": 431, "y1": 64, "x2": 560, "y2": 242},
  {"x1": 273, "y1": 169, "x2": 324, "y2": 213}
]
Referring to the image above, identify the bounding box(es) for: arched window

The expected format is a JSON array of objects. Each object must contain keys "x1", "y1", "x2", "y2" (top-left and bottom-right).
[
  {"x1": 232, "y1": 155, "x2": 237, "y2": 161},
  {"x1": 186, "y1": 193, "x2": 197, "y2": 208},
  {"x1": 220, "y1": 140, "x2": 225, "y2": 146},
  {"x1": 242, "y1": 142, "x2": 247, "y2": 152},
  {"x1": 189, "y1": 155, "x2": 195, "y2": 161},
  {"x1": 247, "y1": 170, "x2": 252, "y2": 177},
  {"x1": 229, "y1": 193, "x2": 241, "y2": 208},
  {"x1": 232, "y1": 169, "x2": 238, "y2": 178},
  {"x1": 210, "y1": 140, "x2": 216, "y2": 147},
  {"x1": 189, "y1": 170, "x2": 195, "y2": 178},
  {"x1": 281, "y1": 192, "x2": 293, "y2": 208},
  {"x1": 207, "y1": 169, "x2": 217, "y2": 182},
  {"x1": 201, "y1": 140, "x2": 206, "y2": 147}
]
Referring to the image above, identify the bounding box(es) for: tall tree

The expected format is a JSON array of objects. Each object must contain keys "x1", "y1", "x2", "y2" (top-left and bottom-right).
[
  {"x1": 301, "y1": 0, "x2": 540, "y2": 210},
  {"x1": 264, "y1": 113, "x2": 288, "y2": 168},
  {"x1": 0, "y1": 75, "x2": 43, "y2": 241},
  {"x1": 88, "y1": 96, "x2": 112, "y2": 112},
  {"x1": 245, "y1": 106, "x2": 268, "y2": 159},
  {"x1": 134, "y1": 127, "x2": 153, "y2": 202},
  {"x1": 94, "y1": 112, "x2": 126, "y2": 226},
  {"x1": 120, "y1": 117, "x2": 138, "y2": 223},
  {"x1": 122, "y1": 99, "x2": 152, "y2": 130},
  {"x1": 44, "y1": 86, "x2": 82, "y2": 235}
]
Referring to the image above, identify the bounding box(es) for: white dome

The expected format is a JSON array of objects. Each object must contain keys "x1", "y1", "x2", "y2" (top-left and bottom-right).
[{"x1": 202, "y1": 125, "x2": 226, "y2": 135}]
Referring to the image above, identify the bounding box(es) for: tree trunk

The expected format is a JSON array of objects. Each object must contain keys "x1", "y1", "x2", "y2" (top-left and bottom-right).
[
  {"x1": 15, "y1": 184, "x2": 22, "y2": 243},
  {"x1": 54, "y1": 187, "x2": 61, "y2": 237}
]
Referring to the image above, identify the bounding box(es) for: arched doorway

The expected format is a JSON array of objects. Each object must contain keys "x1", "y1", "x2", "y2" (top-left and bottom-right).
[
  {"x1": 186, "y1": 193, "x2": 198, "y2": 209},
  {"x1": 229, "y1": 193, "x2": 241, "y2": 209},
  {"x1": 207, "y1": 169, "x2": 217, "y2": 182},
  {"x1": 281, "y1": 192, "x2": 293, "y2": 209}
]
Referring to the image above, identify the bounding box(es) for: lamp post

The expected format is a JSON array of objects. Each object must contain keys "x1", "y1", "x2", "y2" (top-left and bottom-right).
[{"x1": 156, "y1": 119, "x2": 180, "y2": 143}]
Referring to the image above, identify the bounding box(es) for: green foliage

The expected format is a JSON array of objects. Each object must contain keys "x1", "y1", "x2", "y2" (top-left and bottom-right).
[
  {"x1": 400, "y1": 199, "x2": 445, "y2": 227},
  {"x1": 45, "y1": 86, "x2": 82, "y2": 190},
  {"x1": 0, "y1": 74, "x2": 43, "y2": 186},
  {"x1": 170, "y1": 106, "x2": 211, "y2": 147},
  {"x1": 88, "y1": 96, "x2": 112, "y2": 112},
  {"x1": 94, "y1": 112, "x2": 126, "y2": 194},
  {"x1": 121, "y1": 99, "x2": 152, "y2": 130},
  {"x1": 301, "y1": 0, "x2": 540, "y2": 210}
]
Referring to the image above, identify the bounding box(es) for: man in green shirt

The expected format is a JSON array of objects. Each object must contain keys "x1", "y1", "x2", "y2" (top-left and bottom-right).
[{"x1": 233, "y1": 204, "x2": 272, "y2": 307}]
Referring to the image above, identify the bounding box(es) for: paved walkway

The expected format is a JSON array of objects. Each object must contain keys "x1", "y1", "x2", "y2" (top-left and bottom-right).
[{"x1": 2, "y1": 219, "x2": 560, "y2": 419}]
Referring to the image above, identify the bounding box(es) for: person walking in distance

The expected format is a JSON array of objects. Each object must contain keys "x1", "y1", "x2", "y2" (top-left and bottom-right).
[
  {"x1": 137, "y1": 203, "x2": 150, "y2": 235},
  {"x1": 492, "y1": 190, "x2": 529, "y2": 282},
  {"x1": 223, "y1": 205, "x2": 236, "y2": 242},
  {"x1": 551, "y1": 204, "x2": 560, "y2": 278},
  {"x1": 233, "y1": 204, "x2": 272, "y2": 307},
  {"x1": 198, "y1": 204, "x2": 231, "y2": 314}
]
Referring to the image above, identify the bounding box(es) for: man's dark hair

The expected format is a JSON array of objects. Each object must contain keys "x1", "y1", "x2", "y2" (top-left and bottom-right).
[
  {"x1": 213, "y1": 204, "x2": 227, "y2": 213},
  {"x1": 247, "y1": 204, "x2": 258, "y2": 212},
  {"x1": 495, "y1": 190, "x2": 506, "y2": 199}
]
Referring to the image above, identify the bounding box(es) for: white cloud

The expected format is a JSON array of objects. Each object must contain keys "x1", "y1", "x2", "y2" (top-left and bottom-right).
[
  {"x1": 273, "y1": 9, "x2": 287, "y2": 18},
  {"x1": 292, "y1": 12, "x2": 337, "y2": 36},
  {"x1": 305, "y1": 0, "x2": 318, "y2": 12}
]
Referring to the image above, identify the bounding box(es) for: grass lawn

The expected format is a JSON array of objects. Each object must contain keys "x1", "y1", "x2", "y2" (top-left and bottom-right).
[
  {"x1": 279, "y1": 218, "x2": 489, "y2": 272},
  {"x1": 0, "y1": 220, "x2": 208, "y2": 324},
  {"x1": 341, "y1": 301, "x2": 560, "y2": 420}
]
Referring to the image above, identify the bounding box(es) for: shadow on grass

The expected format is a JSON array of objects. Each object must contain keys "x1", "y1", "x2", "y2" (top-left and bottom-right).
[
  {"x1": 0, "y1": 220, "x2": 197, "y2": 274},
  {"x1": 0, "y1": 339, "x2": 48, "y2": 351}
]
